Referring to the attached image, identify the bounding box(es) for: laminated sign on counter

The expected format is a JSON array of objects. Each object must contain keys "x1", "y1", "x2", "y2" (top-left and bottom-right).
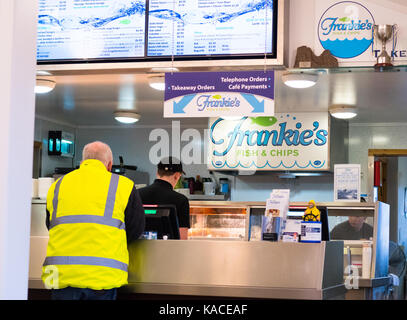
[{"x1": 300, "y1": 221, "x2": 322, "y2": 243}]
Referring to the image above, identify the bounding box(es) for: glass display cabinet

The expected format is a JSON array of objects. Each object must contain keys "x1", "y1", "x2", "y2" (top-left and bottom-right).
[
  {"x1": 188, "y1": 202, "x2": 249, "y2": 240},
  {"x1": 327, "y1": 202, "x2": 391, "y2": 300},
  {"x1": 188, "y1": 200, "x2": 392, "y2": 300}
]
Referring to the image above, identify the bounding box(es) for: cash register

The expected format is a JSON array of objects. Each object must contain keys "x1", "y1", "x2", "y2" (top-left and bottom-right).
[{"x1": 143, "y1": 204, "x2": 180, "y2": 240}]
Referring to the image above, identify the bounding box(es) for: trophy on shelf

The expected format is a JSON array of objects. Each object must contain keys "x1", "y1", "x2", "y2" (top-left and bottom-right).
[{"x1": 373, "y1": 24, "x2": 398, "y2": 68}]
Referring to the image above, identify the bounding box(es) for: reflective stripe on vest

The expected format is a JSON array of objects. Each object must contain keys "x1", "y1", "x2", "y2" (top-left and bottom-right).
[
  {"x1": 43, "y1": 256, "x2": 128, "y2": 272},
  {"x1": 49, "y1": 173, "x2": 123, "y2": 230}
]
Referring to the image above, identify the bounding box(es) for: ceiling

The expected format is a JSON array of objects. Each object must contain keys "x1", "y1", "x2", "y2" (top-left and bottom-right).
[
  {"x1": 35, "y1": 66, "x2": 407, "y2": 127},
  {"x1": 275, "y1": 68, "x2": 407, "y2": 124},
  {"x1": 384, "y1": 0, "x2": 407, "y2": 8},
  {"x1": 33, "y1": 0, "x2": 407, "y2": 127}
]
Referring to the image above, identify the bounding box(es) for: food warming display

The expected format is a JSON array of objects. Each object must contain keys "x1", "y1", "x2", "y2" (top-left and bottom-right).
[{"x1": 188, "y1": 206, "x2": 247, "y2": 240}]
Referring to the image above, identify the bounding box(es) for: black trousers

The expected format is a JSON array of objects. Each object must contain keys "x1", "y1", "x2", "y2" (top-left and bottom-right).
[{"x1": 51, "y1": 287, "x2": 117, "y2": 300}]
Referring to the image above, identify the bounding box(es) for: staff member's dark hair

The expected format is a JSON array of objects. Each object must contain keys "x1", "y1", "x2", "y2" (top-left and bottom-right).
[{"x1": 157, "y1": 156, "x2": 185, "y2": 177}]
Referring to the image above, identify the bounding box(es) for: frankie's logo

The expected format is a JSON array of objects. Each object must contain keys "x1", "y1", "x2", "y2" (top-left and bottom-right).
[
  {"x1": 197, "y1": 94, "x2": 241, "y2": 111},
  {"x1": 210, "y1": 117, "x2": 328, "y2": 157},
  {"x1": 318, "y1": 1, "x2": 375, "y2": 59}
]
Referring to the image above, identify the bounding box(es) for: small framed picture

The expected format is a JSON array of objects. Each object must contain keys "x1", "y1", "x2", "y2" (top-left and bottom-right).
[{"x1": 334, "y1": 164, "x2": 361, "y2": 202}]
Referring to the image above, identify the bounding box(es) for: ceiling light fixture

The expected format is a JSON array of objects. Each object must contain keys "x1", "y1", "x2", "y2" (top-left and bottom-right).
[
  {"x1": 148, "y1": 67, "x2": 179, "y2": 91},
  {"x1": 282, "y1": 72, "x2": 318, "y2": 89},
  {"x1": 277, "y1": 171, "x2": 331, "y2": 179},
  {"x1": 148, "y1": 75, "x2": 165, "y2": 91},
  {"x1": 150, "y1": 67, "x2": 179, "y2": 73},
  {"x1": 221, "y1": 117, "x2": 244, "y2": 121},
  {"x1": 35, "y1": 78, "x2": 56, "y2": 94},
  {"x1": 329, "y1": 105, "x2": 358, "y2": 120},
  {"x1": 113, "y1": 111, "x2": 141, "y2": 124}
]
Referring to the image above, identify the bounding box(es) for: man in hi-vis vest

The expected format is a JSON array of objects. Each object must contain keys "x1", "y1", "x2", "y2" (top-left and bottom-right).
[{"x1": 42, "y1": 141, "x2": 145, "y2": 300}]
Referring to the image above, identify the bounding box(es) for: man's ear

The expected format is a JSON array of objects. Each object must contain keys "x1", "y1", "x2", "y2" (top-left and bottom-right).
[
  {"x1": 174, "y1": 172, "x2": 181, "y2": 182},
  {"x1": 107, "y1": 160, "x2": 113, "y2": 172}
]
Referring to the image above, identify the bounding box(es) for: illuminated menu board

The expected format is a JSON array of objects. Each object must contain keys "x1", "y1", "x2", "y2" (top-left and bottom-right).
[
  {"x1": 37, "y1": 0, "x2": 276, "y2": 62},
  {"x1": 147, "y1": 0, "x2": 274, "y2": 57},
  {"x1": 37, "y1": 0, "x2": 146, "y2": 61}
]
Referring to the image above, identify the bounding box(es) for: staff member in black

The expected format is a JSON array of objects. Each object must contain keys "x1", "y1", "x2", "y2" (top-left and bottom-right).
[{"x1": 139, "y1": 157, "x2": 190, "y2": 240}]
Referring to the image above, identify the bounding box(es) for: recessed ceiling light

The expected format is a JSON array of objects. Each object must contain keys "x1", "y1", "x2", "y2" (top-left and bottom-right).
[
  {"x1": 220, "y1": 117, "x2": 244, "y2": 121},
  {"x1": 329, "y1": 105, "x2": 358, "y2": 119},
  {"x1": 148, "y1": 75, "x2": 165, "y2": 91},
  {"x1": 150, "y1": 67, "x2": 179, "y2": 73},
  {"x1": 35, "y1": 78, "x2": 56, "y2": 94},
  {"x1": 113, "y1": 111, "x2": 140, "y2": 124},
  {"x1": 148, "y1": 68, "x2": 179, "y2": 91},
  {"x1": 282, "y1": 72, "x2": 318, "y2": 89}
]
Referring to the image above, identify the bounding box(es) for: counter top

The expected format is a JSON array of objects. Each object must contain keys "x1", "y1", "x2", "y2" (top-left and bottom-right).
[
  {"x1": 356, "y1": 276, "x2": 392, "y2": 288},
  {"x1": 33, "y1": 198, "x2": 378, "y2": 209},
  {"x1": 29, "y1": 238, "x2": 346, "y2": 300},
  {"x1": 189, "y1": 201, "x2": 378, "y2": 208},
  {"x1": 125, "y1": 240, "x2": 345, "y2": 300},
  {"x1": 32, "y1": 198, "x2": 46, "y2": 204}
]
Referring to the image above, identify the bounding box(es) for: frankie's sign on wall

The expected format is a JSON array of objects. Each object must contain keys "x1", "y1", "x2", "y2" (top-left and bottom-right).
[
  {"x1": 208, "y1": 113, "x2": 330, "y2": 171},
  {"x1": 314, "y1": 0, "x2": 407, "y2": 66},
  {"x1": 317, "y1": 1, "x2": 375, "y2": 59}
]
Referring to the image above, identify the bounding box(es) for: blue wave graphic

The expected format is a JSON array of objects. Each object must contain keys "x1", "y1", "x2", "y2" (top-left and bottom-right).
[
  {"x1": 191, "y1": 0, "x2": 273, "y2": 25},
  {"x1": 38, "y1": 0, "x2": 273, "y2": 30},
  {"x1": 320, "y1": 38, "x2": 372, "y2": 59},
  {"x1": 148, "y1": 9, "x2": 183, "y2": 23},
  {"x1": 212, "y1": 160, "x2": 326, "y2": 170},
  {"x1": 38, "y1": 1, "x2": 146, "y2": 30}
]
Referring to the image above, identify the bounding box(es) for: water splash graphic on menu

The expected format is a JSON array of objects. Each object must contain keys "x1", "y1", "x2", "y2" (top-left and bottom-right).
[
  {"x1": 38, "y1": 1, "x2": 146, "y2": 29},
  {"x1": 152, "y1": 0, "x2": 273, "y2": 25},
  {"x1": 38, "y1": 0, "x2": 273, "y2": 30}
]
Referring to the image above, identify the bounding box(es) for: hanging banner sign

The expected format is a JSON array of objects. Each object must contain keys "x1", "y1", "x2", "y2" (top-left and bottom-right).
[
  {"x1": 164, "y1": 71, "x2": 274, "y2": 118},
  {"x1": 208, "y1": 113, "x2": 330, "y2": 171}
]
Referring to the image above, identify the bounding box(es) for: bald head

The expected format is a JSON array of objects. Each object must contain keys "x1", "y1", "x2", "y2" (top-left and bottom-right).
[{"x1": 82, "y1": 141, "x2": 113, "y2": 171}]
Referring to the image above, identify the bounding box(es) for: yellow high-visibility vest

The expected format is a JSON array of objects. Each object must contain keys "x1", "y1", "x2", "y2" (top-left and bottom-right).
[{"x1": 41, "y1": 159, "x2": 134, "y2": 290}]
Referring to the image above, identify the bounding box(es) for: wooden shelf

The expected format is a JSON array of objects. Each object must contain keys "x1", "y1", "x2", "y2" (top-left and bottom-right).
[{"x1": 187, "y1": 194, "x2": 226, "y2": 201}]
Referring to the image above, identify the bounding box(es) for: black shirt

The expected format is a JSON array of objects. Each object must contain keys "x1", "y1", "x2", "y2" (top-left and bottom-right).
[
  {"x1": 46, "y1": 186, "x2": 145, "y2": 244},
  {"x1": 330, "y1": 221, "x2": 373, "y2": 240},
  {"x1": 138, "y1": 179, "x2": 190, "y2": 228}
]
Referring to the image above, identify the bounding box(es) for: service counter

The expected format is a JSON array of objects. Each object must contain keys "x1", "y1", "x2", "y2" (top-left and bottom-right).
[
  {"x1": 28, "y1": 200, "x2": 390, "y2": 300},
  {"x1": 125, "y1": 240, "x2": 345, "y2": 299},
  {"x1": 29, "y1": 237, "x2": 345, "y2": 300},
  {"x1": 187, "y1": 200, "x2": 391, "y2": 299}
]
